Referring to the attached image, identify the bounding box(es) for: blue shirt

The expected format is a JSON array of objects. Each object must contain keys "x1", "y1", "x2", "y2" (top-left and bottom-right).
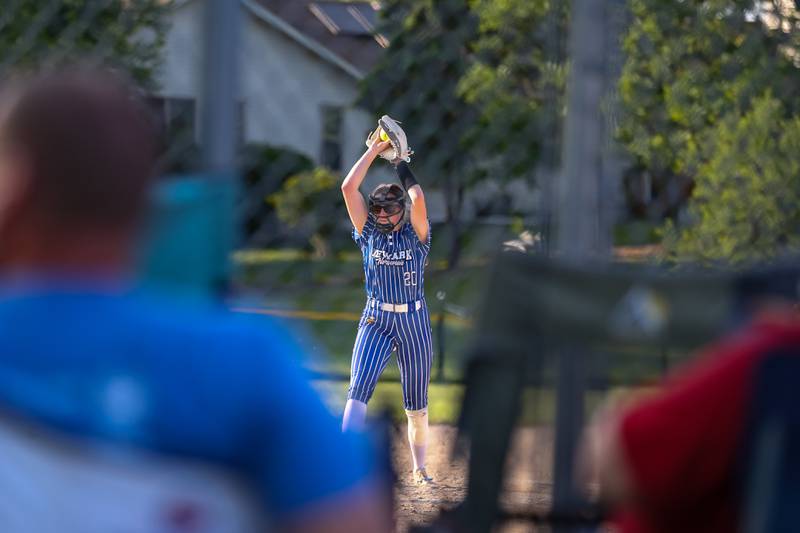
[
  {"x1": 353, "y1": 215, "x2": 431, "y2": 304},
  {"x1": 0, "y1": 280, "x2": 373, "y2": 521}
]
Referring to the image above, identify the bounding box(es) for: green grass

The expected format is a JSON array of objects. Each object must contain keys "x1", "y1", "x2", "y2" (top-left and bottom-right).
[
  {"x1": 312, "y1": 379, "x2": 644, "y2": 427},
  {"x1": 613, "y1": 220, "x2": 661, "y2": 246},
  {"x1": 234, "y1": 221, "x2": 682, "y2": 427},
  {"x1": 234, "y1": 248, "x2": 311, "y2": 263},
  {"x1": 236, "y1": 251, "x2": 487, "y2": 382},
  {"x1": 235, "y1": 248, "x2": 362, "y2": 265},
  {"x1": 313, "y1": 380, "x2": 466, "y2": 424}
]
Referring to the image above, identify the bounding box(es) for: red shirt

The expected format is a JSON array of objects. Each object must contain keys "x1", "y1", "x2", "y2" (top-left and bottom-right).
[{"x1": 614, "y1": 318, "x2": 800, "y2": 533}]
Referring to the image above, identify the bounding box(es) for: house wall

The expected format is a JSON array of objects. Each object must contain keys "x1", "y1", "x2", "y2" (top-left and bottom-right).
[{"x1": 155, "y1": 0, "x2": 386, "y2": 184}]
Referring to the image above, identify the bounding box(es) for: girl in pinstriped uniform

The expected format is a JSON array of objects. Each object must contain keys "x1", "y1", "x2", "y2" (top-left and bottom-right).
[{"x1": 340, "y1": 117, "x2": 434, "y2": 485}]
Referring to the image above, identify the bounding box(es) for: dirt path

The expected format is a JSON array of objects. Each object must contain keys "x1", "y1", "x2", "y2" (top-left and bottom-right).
[{"x1": 393, "y1": 425, "x2": 555, "y2": 532}]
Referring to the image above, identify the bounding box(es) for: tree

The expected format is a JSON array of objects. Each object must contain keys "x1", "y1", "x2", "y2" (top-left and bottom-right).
[
  {"x1": 460, "y1": 0, "x2": 569, "y2": 252},
  {"x1": 361, "y1": 0, "x2": 568, "y2": 266},
  {"x1": 458, "y1": 0, "x2": 569, "y2": 181},
  {"x1": 663, "y1": 94, "x2": 800, "y2": 264},
  {"x1": 0, "y1": 0, "x2": 170, "y2": 88},
  {"x1": 239, "y1": 144, "x2": 314, "y2": 247},
  {"x1": 268, "y1": 167, "x2": 346, "y2": 259},
  {"x1": 618, "y1": 0, "x2": 800, "y2": 220},
  {"x1": 360, "y1": 0, "x2": 479, "y2": 268}
]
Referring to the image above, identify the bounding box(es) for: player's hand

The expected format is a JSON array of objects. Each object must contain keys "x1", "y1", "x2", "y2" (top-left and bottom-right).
[
  {"x1": 368, "y1": 138, "x2": 392, "y2": 155},
  {"x1": 366, "y1": 126, "x2": 392, "y2": 155}
]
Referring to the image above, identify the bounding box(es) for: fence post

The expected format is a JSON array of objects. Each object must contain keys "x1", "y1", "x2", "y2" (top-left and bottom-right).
[
  {"x1": 201, "y1": 0, "x2": 241, "y2": 175},
  {"x1": 200, "y1": 0, "x2": 241, "y2": 294},
  {"x1": 552, "y1": 0, "x2": 617, "y2": 522},
  {"x1": 436, "y1": 290, "x2": 447, "y2": 383}
]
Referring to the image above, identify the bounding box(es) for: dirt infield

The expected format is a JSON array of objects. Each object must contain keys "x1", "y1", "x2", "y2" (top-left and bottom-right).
[{"x1": 393, "y1": 425, "x2": 555, "y2": 532}]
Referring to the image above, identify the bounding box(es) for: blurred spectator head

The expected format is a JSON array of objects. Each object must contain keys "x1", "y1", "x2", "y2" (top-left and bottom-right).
[{"x1": 0, "y1": 65, "x2": 157, "y2": 267}]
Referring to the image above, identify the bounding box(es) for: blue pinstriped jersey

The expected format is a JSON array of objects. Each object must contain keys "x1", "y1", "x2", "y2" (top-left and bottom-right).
[{"x1": 353, "y1": 214, "x2": 431, "y2": 304}]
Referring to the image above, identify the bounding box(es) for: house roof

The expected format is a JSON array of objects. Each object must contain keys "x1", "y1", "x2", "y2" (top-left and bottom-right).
[
  {"x1": 174, "y1": 0, "x2": 385, "y2": 80},
  {"x1": 252, "y1": 0, "x2": 385, "y2": 78}
]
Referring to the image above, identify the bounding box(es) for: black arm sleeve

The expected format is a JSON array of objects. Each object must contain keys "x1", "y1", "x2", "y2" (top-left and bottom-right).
[{"x1": 394, "y1": 161, "x2": 419, "y2": 192}]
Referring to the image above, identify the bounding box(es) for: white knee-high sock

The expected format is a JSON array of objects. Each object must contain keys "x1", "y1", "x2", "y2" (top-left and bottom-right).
[
  {"x1": 405, "y1": 408, "x2": 429, "y2": 470},
  {"x1": 342, "y1": 399, "x2": 368, "y2": 432}
]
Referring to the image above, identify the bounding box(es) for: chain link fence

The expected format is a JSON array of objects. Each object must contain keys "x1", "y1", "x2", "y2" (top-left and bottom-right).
[
  {"x1": 0, "y1": 0, "x2": 653, "y2": 489},
  {"x1": 11, "y1": 1, "x2": 787, "y2": 528}
]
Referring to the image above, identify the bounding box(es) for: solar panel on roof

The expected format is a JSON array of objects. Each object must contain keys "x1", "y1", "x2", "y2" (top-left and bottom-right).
[
  {"x1": 309, "y1": 2, "x2": 376, "y2": 36},
  {"x1": 349, "y1": 3, "x2": 377, "y2": 30}
]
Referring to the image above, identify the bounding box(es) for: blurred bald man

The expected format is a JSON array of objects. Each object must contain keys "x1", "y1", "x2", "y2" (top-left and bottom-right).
[{"x1": 0, "y1": 66, "x2": 390, "y2": 533}]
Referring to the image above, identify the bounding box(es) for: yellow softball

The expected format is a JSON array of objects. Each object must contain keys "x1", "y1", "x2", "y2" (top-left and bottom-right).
[{"x1": 379, "y1": 129, "x2": 389, "y2": 142}]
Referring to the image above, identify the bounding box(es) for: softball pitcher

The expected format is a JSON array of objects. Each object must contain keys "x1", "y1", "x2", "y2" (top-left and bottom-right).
[{"x1": 340, "y1": 116, "x2": 434, "y2": 485}]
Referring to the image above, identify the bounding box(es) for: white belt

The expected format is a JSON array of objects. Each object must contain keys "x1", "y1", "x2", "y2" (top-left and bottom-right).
[{"x1": 370, "y1": 299, "x2": 422, "y2": 313}]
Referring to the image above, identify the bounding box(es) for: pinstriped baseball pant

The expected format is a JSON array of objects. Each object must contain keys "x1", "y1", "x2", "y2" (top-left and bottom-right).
[{"x1": 347, "y1": 301, "x2": 433, "y2": 411}]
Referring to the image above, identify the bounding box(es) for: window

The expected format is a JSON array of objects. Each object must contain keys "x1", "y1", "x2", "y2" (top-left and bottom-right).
[
  {"x1": 320, "y1": 105, "x2": 343, "y2": 171},
  {"x1": 147, "y1": 97, "x2": 246, "y2": 171},
  {"x1": 148, "y1": 96, "x2": 196, "y2": 141},
  {"x1": 147, "y1": 96, "x2": 196, "y2": 146},
  {"x1": 146, "y1": 96, "x2": 197, "y2": 173}
]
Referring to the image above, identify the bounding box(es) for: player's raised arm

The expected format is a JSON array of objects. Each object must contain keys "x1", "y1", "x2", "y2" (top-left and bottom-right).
[
  {"x1": 341, "y1": 130, "x2": 391, "y2": 234},
  {"x1": 395, "y1": 161, "x2": 428, "y2": 244}
]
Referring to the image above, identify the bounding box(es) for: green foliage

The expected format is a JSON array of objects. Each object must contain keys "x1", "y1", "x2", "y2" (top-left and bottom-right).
[
  {"x1": 618, "y1": 0, "x2": 800, "y2": 218},
  {"x1": 268, "y1": 167, "x2": 346, "y2": 258},
  {"x1": 362, "y1": 0, "x2": 567, "y2": 187},
  {"x1": 239, "y1": 144, "x2": 313, "y2": 244},
  {"x1": 459, "y1": 0, "x2": 568, "y2": 178},
  {"x1": 0, "y1": 0, "x2": 170, "y2": 88},
  {"x1": 360, "y1": 0, "x2": 567, "y2": 266},
  {"x1": 240, "y1": 144, "x2": 313, "y2": 191},
  {"x1": 360, "y1": 0, "x2": 479, "y2": 186},
  {"x1": 359, "y1": 0, "x2": 480, "y2": 267},
  {"x1": 663, "y1": 94, "x2": 800, "y2": 264}
]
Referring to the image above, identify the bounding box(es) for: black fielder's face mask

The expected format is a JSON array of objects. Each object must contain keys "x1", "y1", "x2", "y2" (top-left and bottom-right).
[{"x1": 368, "y1": 188, "x2": 405, "y2": 234}]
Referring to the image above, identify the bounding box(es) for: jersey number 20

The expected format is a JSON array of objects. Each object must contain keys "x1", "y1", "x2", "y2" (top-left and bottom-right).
[{"x1": 404, "y1": 271, "x2": 417, "y2": 287}]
